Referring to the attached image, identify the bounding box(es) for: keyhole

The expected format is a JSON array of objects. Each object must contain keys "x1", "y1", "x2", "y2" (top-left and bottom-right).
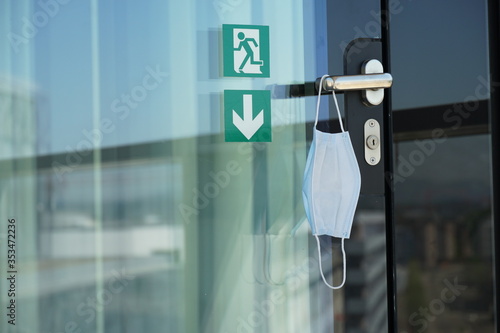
[{"x1": 366, "y1": 135, "x2": 379, "y2": 150}]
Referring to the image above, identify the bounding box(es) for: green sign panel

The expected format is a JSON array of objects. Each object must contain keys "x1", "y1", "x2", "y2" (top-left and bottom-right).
[
  {"x1": 224, "y1": 90, "x2": 271, "y2": 142},
  {"x1": 222, "y1": 24, "x2": 270, "y2": 78}
]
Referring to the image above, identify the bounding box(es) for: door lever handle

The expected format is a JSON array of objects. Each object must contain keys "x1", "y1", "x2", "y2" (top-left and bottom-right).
[
  {"x1": 321, "y1": 73, "x2": 393, "y2": 91},
  {"x1": 272, "y1": 60, "x2": 392, "y2": 101},
  {"x1": 317, "y1": 59, "x2": 392, "y2": 106}
]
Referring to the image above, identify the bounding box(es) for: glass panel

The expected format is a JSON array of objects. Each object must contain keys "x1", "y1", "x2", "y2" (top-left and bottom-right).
[
  {"x1": 393, "y1": 136, "x2": 495, "y2": 332},
  {"x1": 390, "y1": 0, "x2": 496, "y2": 332},
  {"x1": 391, "y1": 0, "x2": 489, "y2": 111},
  {"x1": 0, "y1": 1, "x2": 345, "y2": 333}
]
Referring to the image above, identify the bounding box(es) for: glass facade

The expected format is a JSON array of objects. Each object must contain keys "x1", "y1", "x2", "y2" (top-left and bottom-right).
[
  {"x1": 1, "y1": 1, "x2": 336, "y2": 332},
  {"x1": 0, "y1": 1, "x2": 497, "y2": 333}
]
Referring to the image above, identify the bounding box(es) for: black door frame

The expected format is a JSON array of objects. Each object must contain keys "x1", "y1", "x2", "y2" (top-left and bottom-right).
[
  {"x1": 487, "y1": 0, "x2": 500, "y2": 325},
  {"x1": 380, "y1": 1, "x2": 397, "y2": 332}
]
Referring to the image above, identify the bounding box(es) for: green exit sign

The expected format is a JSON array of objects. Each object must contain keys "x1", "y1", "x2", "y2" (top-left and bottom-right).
[
  {"x1": 223, "y1": 24, "x2": 270, "y2": 78},
  {"x1": 224, "y1": 90, "x2": 271, "y2": 142}
]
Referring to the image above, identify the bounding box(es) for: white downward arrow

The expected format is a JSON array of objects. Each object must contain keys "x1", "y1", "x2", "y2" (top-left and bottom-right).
[{"x1": 232, "y1": 94, "x2": 264, "y2": 140}]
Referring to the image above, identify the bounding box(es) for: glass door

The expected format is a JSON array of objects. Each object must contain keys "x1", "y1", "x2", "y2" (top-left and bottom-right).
[
  {"x1": 389, "y1": 0, "x2": 497, "y2": 332},
  {"x1": 2, "y1": 1, "x2": 496, "y2": 333}
]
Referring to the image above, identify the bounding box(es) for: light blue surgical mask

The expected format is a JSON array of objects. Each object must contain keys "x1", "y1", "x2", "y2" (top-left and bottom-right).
[{"x1": 302, "y1": 75, "x2": 361, "y2": 289}]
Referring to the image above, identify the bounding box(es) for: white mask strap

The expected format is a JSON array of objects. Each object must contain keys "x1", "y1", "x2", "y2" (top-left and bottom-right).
[
  {"x1": 315, "y1": 75, "x2": 345, "y2": 132},
  {"x1": 315, "y1": 235, "x2": 346, "y2": 289}
]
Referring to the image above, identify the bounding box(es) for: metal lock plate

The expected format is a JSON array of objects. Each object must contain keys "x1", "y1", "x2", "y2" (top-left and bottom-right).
[{"x1": 364, "y1": 119, "x2": 381, "y2": 165}]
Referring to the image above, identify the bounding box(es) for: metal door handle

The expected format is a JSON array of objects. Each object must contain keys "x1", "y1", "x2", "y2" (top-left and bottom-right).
[
  {"x1": 273, "y1": 59, "x2": 392, "y2": 101},
  {"x1": 318, "y1": 59, "x2": 392, "y2": 106},
  {"x1": 321, "y1": 73, "x2": 393, "y2": 91}
]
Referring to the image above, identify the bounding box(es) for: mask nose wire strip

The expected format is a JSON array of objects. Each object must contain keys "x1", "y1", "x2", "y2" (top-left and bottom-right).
[{"x1": 315, "y1": 235, "x2": 346, "y2": 289}]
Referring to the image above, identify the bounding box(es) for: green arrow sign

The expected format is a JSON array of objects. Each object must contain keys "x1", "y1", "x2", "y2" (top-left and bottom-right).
[
  {"x1": 224, "y1": 90, "x2": 271, "y2": 142},
  {"x1": 223, "y1": 24, "x2": 270, "y2": 78}
]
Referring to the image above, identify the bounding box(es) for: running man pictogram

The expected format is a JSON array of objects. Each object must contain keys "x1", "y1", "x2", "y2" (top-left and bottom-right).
[
  {"x1": 223, "y1": 24, "x2": 270, "y2": 77},
  {"x1": 235, "y1": 32, "x2": 264, "y2": 73}
]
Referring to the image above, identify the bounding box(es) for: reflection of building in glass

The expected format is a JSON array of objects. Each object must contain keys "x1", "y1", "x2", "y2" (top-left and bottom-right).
[
  {"x1": 396, "y1": 206, "x2": 493, "y2": 267},
  {"x1": 34, "y1": 160, "x2": 186, "y2": 332},
  {"x1": 344, "y1": 210, "x2": 387, "y2": 333},
  {"x1": 395, "y1": 191, "x2": 495, "y2": 333},
  {"x1": 0, "y1": 76, "x2": 41, "y2": 331},
  {"x1": 0, "y1": 78, "x2": 38, "y2": 159},
  {"x1": 39, "y1": 224, "x2": 184, "y2": 259},
  {"x1": 37, "y1": 160, "x2": 185, "y2": 260}
]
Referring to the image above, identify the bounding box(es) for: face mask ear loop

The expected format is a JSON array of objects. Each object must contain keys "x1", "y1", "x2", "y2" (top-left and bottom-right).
[
  {"x1": 314, "y1": 75, "x2": 329, "y2": 129},
  {"x1": 330, "y1": 88, "x2": 345, "y2": 133},
  {"x1": 315, "y1": 235, "x2": 346, "y2": 289}
]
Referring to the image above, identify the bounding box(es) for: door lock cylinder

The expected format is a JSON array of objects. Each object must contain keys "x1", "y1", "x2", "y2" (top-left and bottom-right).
[{"x1": 364, "y1": 119, "x2": 381, "y2": 165}]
